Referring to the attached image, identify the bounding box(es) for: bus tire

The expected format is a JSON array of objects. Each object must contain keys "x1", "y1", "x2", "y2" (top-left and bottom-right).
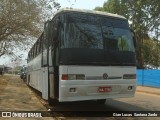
[{"x1": 97, "y1": 99, "x2": 106, "y2": 104}]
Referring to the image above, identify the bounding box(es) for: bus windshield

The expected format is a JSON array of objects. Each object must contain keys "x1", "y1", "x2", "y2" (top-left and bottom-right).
[
  {"x1": 61, "y1": 13, "x2": 135, "y2": 52},
  {"x1": 60, "y1": 12, "x2": 136, "y2": 66}
]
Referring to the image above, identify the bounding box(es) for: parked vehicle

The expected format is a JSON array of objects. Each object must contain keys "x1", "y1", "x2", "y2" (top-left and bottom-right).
[
  {"x1": 0, "y1": 65, "x2": 4, "y2": 75},
  {"x1": 20, "y1": 66, "x2": 27, "y2": 81},
  {"x1": 27, "y1": 8, "x2": 137, "y2": 104}
]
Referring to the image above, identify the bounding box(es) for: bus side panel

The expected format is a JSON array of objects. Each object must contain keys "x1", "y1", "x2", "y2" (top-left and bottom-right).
[
  {"x1": 27, "y1": 54, "x2": 43, "y2": 92},
  {"x1": 27, "y1": 50, "x2": 53, "y2": 100},
  {"x1": 41, "y1": 67, "x2": 48, "y2": 100}
]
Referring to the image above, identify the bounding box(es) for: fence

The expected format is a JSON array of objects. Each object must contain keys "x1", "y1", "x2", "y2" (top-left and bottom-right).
[{"x1": 137, "y1": 69, "x2": 160, "y2": 88}]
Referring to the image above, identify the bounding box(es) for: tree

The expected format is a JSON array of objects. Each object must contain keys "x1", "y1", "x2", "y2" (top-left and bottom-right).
[
  {"x1": 0, "y1": 0, "x2": 61, "y2": 58},
  {"x1": 95, "y1": 0, "x2": 160, "y2": 68},
  {"x1": 143, "y1": 38, "x2": 160, "y2": 67}
]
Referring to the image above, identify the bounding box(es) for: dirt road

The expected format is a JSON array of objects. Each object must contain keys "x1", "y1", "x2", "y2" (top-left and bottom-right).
[
  {"x1": 1, "y1": 75, "x2": 159, "y2": 120},
  {"x1": 0, "y1": 75, "x2": 54, "y2": 120}
]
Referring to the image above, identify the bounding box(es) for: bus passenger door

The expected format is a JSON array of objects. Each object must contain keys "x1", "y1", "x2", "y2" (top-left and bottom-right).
[
  {"x1": 50, "y1": 17, "x2": 61, "y2": 101},
  {"x1": 41, "y1": 21, "x2": 50, "y2": 100},
  {"x1": 51, "y1": 18, "x2": 60, "y2": 100}
]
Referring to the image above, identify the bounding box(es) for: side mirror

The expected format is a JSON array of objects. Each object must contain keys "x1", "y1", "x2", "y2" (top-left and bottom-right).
[{"x1": 130, "y1": 29, "x2": 136, "y2": 48}]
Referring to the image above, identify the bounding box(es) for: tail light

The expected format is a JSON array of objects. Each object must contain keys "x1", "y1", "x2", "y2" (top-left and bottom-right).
[
  {"x1": 62, "y1": 74, "x2": 68, "y2": 80},
  {"x1": 62, "y1": 74, "x2": 85, "y2": 80}
]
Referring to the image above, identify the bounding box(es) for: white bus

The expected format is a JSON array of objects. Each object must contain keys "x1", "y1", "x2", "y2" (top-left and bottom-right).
[{"x1": 27, "y1": 8, "x2": 137, "y2": 104}]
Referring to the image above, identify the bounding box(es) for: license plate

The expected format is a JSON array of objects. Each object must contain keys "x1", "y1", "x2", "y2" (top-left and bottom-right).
[{"x1": 98, "y1": 86, "x2": 112, "y2": 92}]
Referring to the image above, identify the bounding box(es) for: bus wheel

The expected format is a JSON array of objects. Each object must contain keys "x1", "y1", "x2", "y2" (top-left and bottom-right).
[{"x1": 97, "y1": 99, "x2": 106, "y2": 104}]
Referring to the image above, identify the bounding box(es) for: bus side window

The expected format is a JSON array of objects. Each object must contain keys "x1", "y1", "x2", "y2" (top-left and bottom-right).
[
  {"x1": 44, "y1": 22, "x2": 49, "y2": 49},
  {"x1": 31, "y1": 48, "x2": 33, "y2": 60},
  {"x1": 51, "y1": 19, "x2": 59, "y2": 44},
  {"x1": 34, "y1": 45, "x2": 36, "y2": 58},
  {"x1": 40, "y1": 33, "x2": 43, "y2": 53},
  {"x1": 42, "y1": 22, "x2": 48, "y2": 66},
  {"x1": 52, "y1": 18, "x2": 61, "y2": 66},
  {"x1": 35, "y1": 42, "x2": 38, "y2": 56},
  {"x1": 28, "y1": 52, "x2": 31, "y2": 62}
]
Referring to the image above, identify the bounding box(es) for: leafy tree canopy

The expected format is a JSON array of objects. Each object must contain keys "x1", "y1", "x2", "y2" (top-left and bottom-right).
[
  {"x1": 95, "y1": 0, "x2": 160, "y2": 68},
  {"x1": 0, "y1": 0, "x2": 60, "y2": 58}
]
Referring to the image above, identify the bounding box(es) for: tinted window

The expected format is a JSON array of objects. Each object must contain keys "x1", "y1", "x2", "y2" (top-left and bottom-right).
[
  {"x1": 61, "y1": 14, "x2": 103, "y2": 49},
  {"x1": 102, "y1": 26, "x2": 135, "y2": 51},
  {"x1": 60, "y1": 13, "x2": 134, "y2": 52}
]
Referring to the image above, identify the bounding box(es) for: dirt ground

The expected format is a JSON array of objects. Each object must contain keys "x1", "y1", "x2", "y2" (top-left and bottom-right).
[
  {"x1": 0, "y1": 75, "x2": 133, "y2": 120},
  {"x1": 1, "y1": 75, "x2": 158, "y2": 120},
  {"x1": 0, "y1": 75, "x2": 55, "y2": 120}
]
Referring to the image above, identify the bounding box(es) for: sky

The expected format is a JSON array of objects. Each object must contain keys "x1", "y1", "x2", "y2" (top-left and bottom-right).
[
  {"x1": 58, "y1": 0, "x2": 106, "y2": 10},
  {"x1": 0, "y1": 0, "x2": 106, "y2": 66}
]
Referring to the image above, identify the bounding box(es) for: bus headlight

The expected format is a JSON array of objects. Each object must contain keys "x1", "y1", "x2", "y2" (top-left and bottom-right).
[
  {"x1": 62, "y1": 74, "x2": 85, "y2": 80},
  {"x1": 123, "y1": 74, "x2": 136, "y2": 79}
]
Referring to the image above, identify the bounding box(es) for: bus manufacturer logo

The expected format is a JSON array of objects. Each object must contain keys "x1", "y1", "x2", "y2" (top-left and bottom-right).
[{"x1": 103, "y1": 73, "x2": 108, "y2": 79}]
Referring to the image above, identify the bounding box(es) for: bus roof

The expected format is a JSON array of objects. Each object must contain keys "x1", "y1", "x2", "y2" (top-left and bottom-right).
[{"x1": 54, "y1": 8, "x2": 126, "y2": 20}]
